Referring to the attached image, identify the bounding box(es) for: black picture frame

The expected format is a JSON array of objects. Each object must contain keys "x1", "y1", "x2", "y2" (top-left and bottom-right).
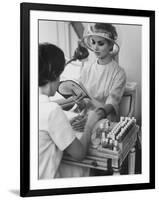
[{"x1": 20, "y1": 2, "x2": 155, "y2": 197}]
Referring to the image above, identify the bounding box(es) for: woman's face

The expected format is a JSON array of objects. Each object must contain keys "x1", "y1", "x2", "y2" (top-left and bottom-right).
[{"x1": 89, "y1": 35, "x2": 113, "y2": 59}]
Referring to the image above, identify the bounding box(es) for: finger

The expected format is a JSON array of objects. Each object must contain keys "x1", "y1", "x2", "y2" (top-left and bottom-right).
[
  {"x1": 72, "y1": 122, "x2": 86, "y2": 128},
  {"x1": 72, "y1": 124, "x2": 85, "y2": 129},
  {"x1": 72, "y1": 120, "x2": 86, "y2": 127}
]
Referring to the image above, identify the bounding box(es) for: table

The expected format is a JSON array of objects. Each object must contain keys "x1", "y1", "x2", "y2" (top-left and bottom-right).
[{"x1": 63, "y1": 125, "x2": 139, "y2": 175}]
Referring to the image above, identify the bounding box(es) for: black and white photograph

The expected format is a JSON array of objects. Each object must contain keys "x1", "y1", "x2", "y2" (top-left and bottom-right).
[
  {"x1": 20, "y1": 2, "x2": 155, "y2": 197},
  {"x1": 38, "y1": 20, "x2": 141, "y2": 178}
]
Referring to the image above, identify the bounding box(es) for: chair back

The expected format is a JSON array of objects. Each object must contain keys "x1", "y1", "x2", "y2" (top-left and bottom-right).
[{"x1": 119, "y1": 82, "x2": 137, "y2": 117}]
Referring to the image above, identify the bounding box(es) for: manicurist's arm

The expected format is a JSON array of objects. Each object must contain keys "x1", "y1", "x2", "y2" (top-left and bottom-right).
[{"x1": 65, "y1": 110, "x2": 99, "y2": 160}]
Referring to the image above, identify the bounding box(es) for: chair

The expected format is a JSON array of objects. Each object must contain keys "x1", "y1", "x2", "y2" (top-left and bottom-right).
[
  {"x1": 119, "y1": 82, "x2": 137, "y2": 118},
  {"x1": 119, "y1": 82, "x2": 138, "y2": 174}
]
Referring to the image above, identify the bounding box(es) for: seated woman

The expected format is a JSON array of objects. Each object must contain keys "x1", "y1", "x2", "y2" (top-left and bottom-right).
[{"x1": 78, "y1": 23, "x2": 127, "y2": 122}]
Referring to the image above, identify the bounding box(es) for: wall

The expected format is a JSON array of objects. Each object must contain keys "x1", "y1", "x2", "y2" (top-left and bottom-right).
[
  {"x1": 117, "y1": 25, "x2": 142, "y2": 124},
  {"x1": 39, "y1": 20, "x2": 71, "y2": 58}
]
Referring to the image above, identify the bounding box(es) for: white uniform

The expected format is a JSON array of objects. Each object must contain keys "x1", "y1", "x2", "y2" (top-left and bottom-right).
[
  {"x1": 80, "y1": 59, "x2": 126, "y2": 121},
  {"x1": 39, "y1": 94, "x2": 76, "y2": 179}
]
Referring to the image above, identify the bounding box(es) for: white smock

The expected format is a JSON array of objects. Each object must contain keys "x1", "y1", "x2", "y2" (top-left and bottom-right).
[
  {"x1": 80, "y1": 59, "x2": 126, "y2": 121},
  {"x1": 39, "y1": 94, "x2": 76, "y2": 179},
  {"x1": 39, "y1": 94, "x2": 89, "y2": 179}
]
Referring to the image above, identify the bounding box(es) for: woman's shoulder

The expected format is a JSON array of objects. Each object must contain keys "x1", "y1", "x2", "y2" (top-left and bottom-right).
[
  {"x1": 112, "y1": 60, "x2": 126, "y2": 73},
  {"x1": 83, "y1": 59, "x2": 95, "y2": 68},
  {"x1": 81, "y1": 59, "x2": 95, "y2": 74},
  {"x1": 109, "y1": 60, "x2": 126, "y2": 81}
]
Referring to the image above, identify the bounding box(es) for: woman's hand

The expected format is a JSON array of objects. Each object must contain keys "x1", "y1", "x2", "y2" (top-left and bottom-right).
[
  {"x1": 85, "y1": 110, "x2": 100, "y2": 131},
  {"x1": 75, "y1": 97, "x2": 106, "y2": 118}
]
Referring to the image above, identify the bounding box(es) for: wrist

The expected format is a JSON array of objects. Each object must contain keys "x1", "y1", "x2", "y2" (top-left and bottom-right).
[
  {"x1": 95, "y1": 107, "x2": 107, "y2": 119},
  {"x1": 84, "y1": 123, "x2": 93, "y2": 132}
]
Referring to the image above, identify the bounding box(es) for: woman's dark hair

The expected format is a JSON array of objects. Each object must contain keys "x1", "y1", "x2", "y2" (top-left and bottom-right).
[{"x1": 39, "y1": 43, "x2": 65, "y2": 86}]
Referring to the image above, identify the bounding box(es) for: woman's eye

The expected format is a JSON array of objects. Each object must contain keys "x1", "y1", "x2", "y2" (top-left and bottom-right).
[
  {"x1": 91, "y1": 39, "x2": 96, "y2": 45},
  {"x1": 98, "y1": 42, "x2": 104, "y2": 46},
  {"x1": 90, "y1": 39, "x2": 105, "y2": 46}
]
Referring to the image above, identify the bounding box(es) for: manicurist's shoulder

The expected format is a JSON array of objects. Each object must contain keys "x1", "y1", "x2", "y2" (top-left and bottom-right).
[
  {"x1": 48, "y1": 101, "x2": 62, "y2": 115},
  {"x1": 47, "y1": 101, "x2": 68, "y2": 127},
  {"x1": 39, "y1": 97, "x2": 63, "y2": 118}
]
